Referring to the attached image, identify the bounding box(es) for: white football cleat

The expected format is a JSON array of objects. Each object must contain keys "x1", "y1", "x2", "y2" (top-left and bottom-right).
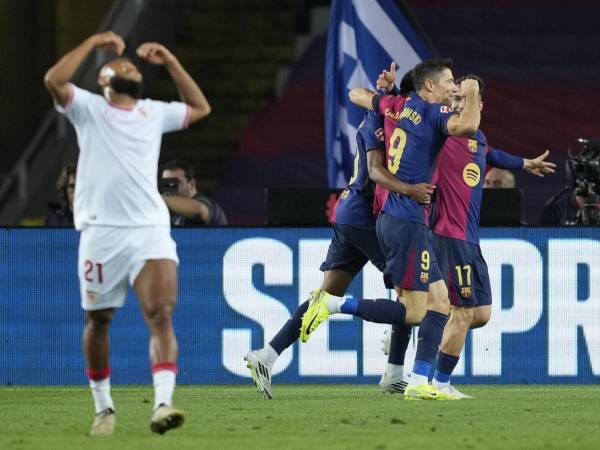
[
  {"x1": 244, "y1": 350, "x2": 273, "y2": 400},
  {"x1": 379, "y1": 370, "x2": 408, "y2": 394},
  {"x1": 435, "y1": 384, "x2": 474, "y2": 399},
  {"x1": 90, "y1": 408, "x2": 115, "y2": 436},
  {"x1": 150, "y1": 404, "x2": 185, "y2": 434}
]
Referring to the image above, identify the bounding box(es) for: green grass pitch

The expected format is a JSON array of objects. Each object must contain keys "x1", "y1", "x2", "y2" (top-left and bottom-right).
[{"x1": 1, "y1": 385, "x2": 599, "y2": 450}]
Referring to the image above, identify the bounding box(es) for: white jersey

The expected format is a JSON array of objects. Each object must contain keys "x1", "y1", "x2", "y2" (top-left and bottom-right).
[{"x1": 56, "y1": 83, "x2": 190, "y2": 230}]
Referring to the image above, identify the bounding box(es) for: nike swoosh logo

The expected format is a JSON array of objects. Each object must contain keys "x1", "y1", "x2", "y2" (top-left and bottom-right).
[{"x1": 306, "y1": 315, "x2": 318, "y2": 335}]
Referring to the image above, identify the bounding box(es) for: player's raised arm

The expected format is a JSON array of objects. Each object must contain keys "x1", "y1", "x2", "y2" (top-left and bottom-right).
[
  {"x1": 447, "y1": 78, "x2": 480, "y2": 136},
  {"x1": 137, "y1": 42, "x2": 211, "y2": 124},
  {"x1": 44, "y1": 31, "x2": 125, "y2": 107},
  {"x1": 376, "y1": 62, "x2": 397, "y2": 93},
  {"x1": 367, "y1": 149, "x2": 434, "y2": 204}
]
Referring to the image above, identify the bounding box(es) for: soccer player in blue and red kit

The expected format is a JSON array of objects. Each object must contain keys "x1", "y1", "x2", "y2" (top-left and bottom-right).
[
  {"x1": 245, "y1": 111, "x2": 432, "y2": 399},
  {"x1": 428, "y1": 75, "x2": 555, "y2": 397},
  {"x1": 301, "y1": 59, "x2": 483, "y2": 400}
]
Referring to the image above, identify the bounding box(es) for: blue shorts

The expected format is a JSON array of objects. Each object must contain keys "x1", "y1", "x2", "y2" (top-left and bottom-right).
[
  {"x1": 320, "y1": 223, "x2": 389, "y2": 286},
  {"x1": 432, "y1": 234, "x2": 492, "y2": 307},
  {"x1": 375, "y1": 213, "x2": 442, "y2": 292}
]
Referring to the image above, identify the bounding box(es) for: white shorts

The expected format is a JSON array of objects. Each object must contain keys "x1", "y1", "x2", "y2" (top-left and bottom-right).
[{"x1": 78, "y1": 226, "x2": 178, "y2": 311}]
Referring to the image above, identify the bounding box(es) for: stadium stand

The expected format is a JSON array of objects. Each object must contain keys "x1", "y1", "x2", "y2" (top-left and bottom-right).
[
  {"x1": 215, "y1": 0, "x2": 600, "y2": 224},
  {"x1": 158, "y1": 0, "x2": 297, "y2": 196}
]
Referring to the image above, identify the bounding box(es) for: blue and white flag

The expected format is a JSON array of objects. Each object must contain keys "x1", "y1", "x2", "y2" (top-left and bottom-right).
[{"x1": 325, "y1": 0, "x2": 432, "y2": 187}]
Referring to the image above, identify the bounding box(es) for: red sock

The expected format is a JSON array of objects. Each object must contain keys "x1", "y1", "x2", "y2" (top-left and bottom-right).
[
  {"x1": 152, "y1": 362, "x2": 177, "y2": 374},
  {"x1": 87, "y1": 367, "x2": 111, "y2": 381}
]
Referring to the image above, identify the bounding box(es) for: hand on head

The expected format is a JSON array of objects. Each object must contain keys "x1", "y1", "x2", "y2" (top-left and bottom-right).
[
  {"x1": 136, "y1": 43, "x2": 176, "y2": 66},
  {"x1": 94, "y1": 31, "x2": 125, "y2": 55}
]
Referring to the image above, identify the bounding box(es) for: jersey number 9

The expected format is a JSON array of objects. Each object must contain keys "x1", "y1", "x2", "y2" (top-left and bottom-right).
[{"x1": 387, "y1": 128, "x2": 407, "y2": 175}]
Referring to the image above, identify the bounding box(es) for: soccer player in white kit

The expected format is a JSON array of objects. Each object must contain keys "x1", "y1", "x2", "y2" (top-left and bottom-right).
[{"x1": 43, "y1": 31, "x2": 211, "y2": 435}]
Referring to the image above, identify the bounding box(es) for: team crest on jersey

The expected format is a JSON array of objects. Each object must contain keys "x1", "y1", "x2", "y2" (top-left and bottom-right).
[
  {"x1": 86, "y1": 291, "x2": 98, "y2": 304},
  {"x1": 460, "y1": 286, "x2": 472, "y2": 298},
  {"x1": 463, "y1": 163, "x2": 481, "y2": 188},
  {"x1": 420, "y1": 272, "x2": 429, "y2": 283},
  {"x1": 375, "y1": 127, "x2": 385, "y2": 141},
  {"x1": 468, "y1": 139, "x2": 478, "y2": 152},
  {"x1": 138, "y1": 106, "x2": 148, "y2": 117},
  {"x1": 440, "y1": 106, "x2": 450, "y2": 113}
]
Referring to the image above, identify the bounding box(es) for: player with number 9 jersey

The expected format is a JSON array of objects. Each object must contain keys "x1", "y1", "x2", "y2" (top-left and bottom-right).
[{"x1": 370, "y1": 91, "x2": 453, "y2": 292}]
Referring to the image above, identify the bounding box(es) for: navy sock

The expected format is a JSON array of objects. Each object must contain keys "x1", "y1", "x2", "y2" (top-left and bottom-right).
[
  {"x1": 414, "y1": 310, "x2": 448, "y2": 364},
  {"x1": 340, "y1": 298, "x2": 358, "y2": 314},
  {"x1": 412, "y1": 359, "x2": 431, "y2": 377},
  {"x1": 269, "y1": 300, "x2": 309, "y2": 354},
  {"x1": 354, "y1": 299, "x2": 406, "y2": 325},
  {"x1": 434, "y1": 352, "x2": 460, "y2": 383},
  {"x1": 388, "y1": 323, "x2": 412, "y2": 365}
]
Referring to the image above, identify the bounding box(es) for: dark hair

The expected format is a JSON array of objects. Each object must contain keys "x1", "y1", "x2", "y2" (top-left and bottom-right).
[
  {"x1": 162, "y1": 160, "x2": 195, "y2": 181},
  {"x1": 56, "y1": 164, "x2": 76, "y2": 205},
  {"x1": 399, "y1": 70, "x2": 415, "y2": 96},
  {"x1": 411, "y1": 58, "x2": 454, "y2": 91},
  {"x1": 455, "y1": 74, "x2": 485, "y2": 99}
]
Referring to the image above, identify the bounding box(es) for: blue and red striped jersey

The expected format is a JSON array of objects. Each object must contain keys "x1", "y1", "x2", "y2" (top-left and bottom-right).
[
  {"x1": 428, "y1": 129, "x2": 523, "y2": 243},
  {"x1": 380, "y1": 93, "x2": 454, "y2": 224}
]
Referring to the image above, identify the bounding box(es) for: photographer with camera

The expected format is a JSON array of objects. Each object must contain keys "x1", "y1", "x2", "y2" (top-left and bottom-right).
[
  {"x1": 540, "y1": 138, "x2": 600, "y2": 226},
  {"x1": 160, "y1": 160, "x2": 227, "y2": 226}
]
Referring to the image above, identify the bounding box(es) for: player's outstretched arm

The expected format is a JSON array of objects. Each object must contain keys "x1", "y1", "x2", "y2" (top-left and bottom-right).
[
  {"x1": 487, "y1": 148, "x2": 556, "y2": 178},
  {"x1": 447, "y1": 78, "x2": 480, "y2": 136},
  {"x1": 349, "y1": 88, "x2": 377, "y2": 110},
  {"x1": 44, "y1": 31, "x2": 125, "y2": 107},
  {"x1": 367, "y1": 150, "x2": 434, "y2": 203},
  {"x1": 523, "y1": 150, "x2": 556, "y2": 177},
  {"x1": 137, "y1": 42, "x2": 211, "y2": 124}
]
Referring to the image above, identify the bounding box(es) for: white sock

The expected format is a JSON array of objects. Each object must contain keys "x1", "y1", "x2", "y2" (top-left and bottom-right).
[
  {"x1": 408, "y1": 372, "x2": 429, "y2": 387},
  {"x1": 385, "y1": 363, "x2": 404, "y2": 380},
  {"x1": 257, "y1": 344, "x2": 278, "y2": 368},
  {"x1": 153, "y1": 370, "x2": 176, "y2": 409},
  {"x1": 326, "y1": 294, "x2": 345, "y2": 313},
  {"x1": 90, "y1": 377, "x2": 115, "y2": 414},
  {"x1": 432, "y1": 378, "x2": 450, "y2": 389}
]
